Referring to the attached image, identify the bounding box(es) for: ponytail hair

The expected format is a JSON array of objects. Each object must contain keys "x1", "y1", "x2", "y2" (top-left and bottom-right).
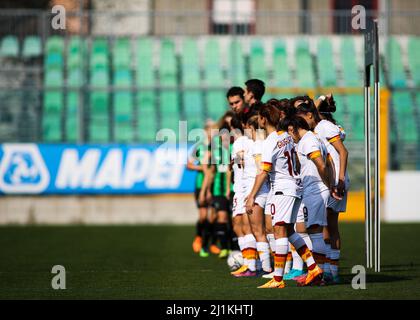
[
  {"x1": 258, "y1": 104, "x2": 281, "y2": 128},
  {"x1": 295, "y1": 98, "x2": 322, "y2": 123}
]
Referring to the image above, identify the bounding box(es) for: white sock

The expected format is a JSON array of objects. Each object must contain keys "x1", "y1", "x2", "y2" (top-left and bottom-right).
[
  {"x1": 291, "y1": 246, "x2": 303, "y2": 271},
  {"x1": 310, "y1": 233, "x2": 327, "y2": 270},
  {"x1": 267, "y1": 233, "x2": 276, "y2": 253},
  {"x1": 238, "y1": 236, "x2": 247, "y2": 266},
  {"x1": 299, "y1": 232, "x2": 313, "y2": 251},
  {"x1": 274, "y1": 237, "x2": 289, "y2": 281},
  {"x1": 288, "y1": 232, "x2": 316, "y2": 270},
  {"x1": 244, "y1": 233, "x2": 257, "y2": 272},
  {"x1": 256, "y1": 241, "x2": 271, "y2": 273}
]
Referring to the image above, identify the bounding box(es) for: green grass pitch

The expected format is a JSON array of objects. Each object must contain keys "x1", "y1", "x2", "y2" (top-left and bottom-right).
[{"x1": 0, "y1": 223, "x2": 419, "y2": 299}]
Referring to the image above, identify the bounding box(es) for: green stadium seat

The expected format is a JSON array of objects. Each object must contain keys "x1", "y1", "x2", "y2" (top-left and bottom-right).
[
  {"x1": 317, "y1": 38, "x2": 337, "y2": 87},
  {"x1": 44, "y1": 91, "x2": 63, "y2": 114},
  {"x1": 408, "y1": 37, "x2": 420, "y2": 87},
  {"x1": 332, "y1": 94, "x2": 346, "y2": 125},
  {"x1": 415, "y1": 93, "x2": 420, "y2": 114},
  {"x1": 114, "y1": 69, "x2": 132, "y2": 87},
  {"x1": 161, "y1": 116, "x2": 180, "y2": 132},
  {"x1": 43, "y1": 115, "x2": 61, "y2": 142},
  {"x1": 183, "y1": 90, "x2": 204, "y2": 129},
  {"x1": 114, "y1": 92, "x2": 133, "y2": 121},
  {"x1": 273, "y1": 40, "x2": 291, "y2": 87},
  {"x1": 203, "y1": 39, "x2": 223, "y2": 86},
  {"x1": 67, "y1": 69, "x2": 84, "y2": 87},
  {"x1": 228, "y1": 40, "x2": 246, "y2": 85},
  {"x1": 160, "y1": 91, "x2": 179, "y2": 115},
  {"x1": 204, "y1": 38, "x2": 223, "y2": 85},
  {"x1": 0, "y1": 36, "x2": 19, "y2": 57},
  {"x1": 392, "y1": 92, "x2": 413, "y2": 117},
  {"x1": 46, "y1": 36, "x2": 64, "y2": 54},
  {"x1": 386, "y1": 38, "x2": 406, "y2": 88},
  {"x1": 113, "y1": 37, "x2": 131, "y2": 69},
  {"x1": 90, "y1": 92, "x2": 109, "y2": 115},
  {"x1": 138, "y1": 91, "x2": 155, "y2": 113},
  {"x1": 346, "y1": 93, "x2": 364, "y2": 113},
  {"x1": 114, "y1": 124, "x2": 133, "y2": 142},
  {"x1": 45, "y1": 52, "x2": 64, "y2": 68},
  {"x1": 159, "y1": 38, "x2": 177, "y2": 86},
  {"x1": 346, "y1": 94, "x2": 364, "y2": 142},
  {"x1": 90, "y1": 68, "x2": 109, "y2": 87},
  {"x1": 340, "y1": 38, "x2": 361, "y2": 87},
  {"x1": 160, "y1": 91, "x2": 180, "y2": 132},
  {"x1": 137, "y1": 90, "x2": 157, "y2": 142},
  {"x1": 351, "y1": 116, "x2": 365, "y2": 142},
  {"x1": 392, "y1": 92, "x2": 417, "y2": 143},
  {"x1": 138, "y1": 113, "x2": 157, "y2": 143},
  {"x1": 206, "y1": 90, "x2": 227, "y2": 121},
  {"x1": 22, "y1": 36, "x2": 41, "y2": 58},
  {"x1": 66, "y1": 92, "x2": 79, "y2": 142},
  {"x1": 89, "y1": 121, "x2": 110, "y2": 143},
  {"x1": 399, "y1": 116, "x2": 418, "y2": 143},
  {"x1": 182, "y1": 38, "x2": 200, "y2": 86},
  {"x1": 114, "y1": 89, "x2": 134, "y2": 143},
  {"x1": 91, "y1": 38, "x2": 109, "y2": 69},
  {"x1": 295, "y1": 39, "x2": 316, "y2": 88},
  {"x1": 67, "y1": 36, "x2": 85, "y2": 69},
  {"x1": 44, "y1": 69, "x2": 64, "y2": 88},
  {"x1": 249, "y1": 39, "x2": 268, "y2": 81},
  {"x1": 136, "y1": 38, "x2": 155, "y2": 87}
]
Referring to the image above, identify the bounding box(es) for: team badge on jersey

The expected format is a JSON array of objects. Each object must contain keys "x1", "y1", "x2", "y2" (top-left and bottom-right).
[{"x1": 0, "y1": 144, "x2": 50, "y2": 194}]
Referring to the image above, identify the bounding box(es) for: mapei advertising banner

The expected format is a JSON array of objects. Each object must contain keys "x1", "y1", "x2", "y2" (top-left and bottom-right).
[{"x1": 0, "y1": 144, "x2": 196, "y2": 195}]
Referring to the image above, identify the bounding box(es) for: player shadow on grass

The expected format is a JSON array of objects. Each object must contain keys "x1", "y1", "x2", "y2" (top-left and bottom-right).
[
  {"x1": 377, "y1": 263, "x2": 420, "y2": 272},
  {"x1": 336, "y1": 272, "x2": 411, "y2": 285}
]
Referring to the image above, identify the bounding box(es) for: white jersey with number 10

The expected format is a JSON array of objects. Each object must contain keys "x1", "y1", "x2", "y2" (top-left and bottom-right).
[{"x1": 261, "y1": 131, "x2": 302, "y2": 198}]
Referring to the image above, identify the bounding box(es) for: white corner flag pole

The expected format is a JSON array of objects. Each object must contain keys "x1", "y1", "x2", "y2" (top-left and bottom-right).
[
  {"x1": 364, "y1": 20, "x2": 373, "y2": 270},
  {"x1": 365, "y1": 19, "x2": 381, "y2": 272},
  {"x1": 373, "y1": 20, "x2": 381, "y2": 273}
]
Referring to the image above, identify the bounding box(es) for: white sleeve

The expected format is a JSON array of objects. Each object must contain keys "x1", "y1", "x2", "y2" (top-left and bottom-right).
[
  {"x1": 261, "y1": 137, "x2": 275, "y2": 164},
  {"x1": 232, "y1": 139, "x2": 243, "y2": 160},
  {"x1": 299, "y1": 136, "x2": 320, "y2": 157},
  {"x1": 252, "y1": 140, "x2": 262, "y2": 157},
  {"x1": 323, "y1": 121, "x2": 341, "y2": 141}
]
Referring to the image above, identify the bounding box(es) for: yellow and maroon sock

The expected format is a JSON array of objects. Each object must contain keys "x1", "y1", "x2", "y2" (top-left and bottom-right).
[
  {"x1": 243, "y1": 234, "x2": 257, "y2": 272},
  {"x1": 273, "y1": 238, "x2": 288, "y2": 282}
]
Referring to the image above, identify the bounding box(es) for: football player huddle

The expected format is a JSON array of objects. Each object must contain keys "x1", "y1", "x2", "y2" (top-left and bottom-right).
[{"x1": 187, "y1": 79, "x2": 349, "y2": 289}]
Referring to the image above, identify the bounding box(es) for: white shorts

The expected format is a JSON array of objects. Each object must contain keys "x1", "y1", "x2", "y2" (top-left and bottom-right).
[
  {"x1": 244, "y1": 180, "x2": 269, "y2": 211},
  {"x1": 297, "y1": 203, "x2": 305, "y2": 223},
  {"x1": 232, "y1": 193, "x2": 246, "y2": 218},
  {"x1": 267, "y1": 192, "x2": 302, "y2": 226},
  {"x1": 327, "y1": 191, "x2": 348, "y2": 213},
  {"x1": 255, "y1": 190, "x2": 268, "y2": 210},
  {"x1": 264, "y1": 189, "x2": 274, "y2": 216},
  {"x1": 301, "y1": 190, "x2": 329, "y2": 228}
]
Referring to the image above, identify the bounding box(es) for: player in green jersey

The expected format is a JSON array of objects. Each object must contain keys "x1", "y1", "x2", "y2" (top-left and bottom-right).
[{"x1": 187, "y1": 121, "x2": 215, "y2": 257}]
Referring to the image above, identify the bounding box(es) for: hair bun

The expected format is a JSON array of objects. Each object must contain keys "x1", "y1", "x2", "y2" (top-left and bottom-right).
[{"x1": 319, "y1": 96, "x2": 336, "y2": 113}]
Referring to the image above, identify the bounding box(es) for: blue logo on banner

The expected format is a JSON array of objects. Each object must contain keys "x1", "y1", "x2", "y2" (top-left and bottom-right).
[
  {"x1": 3, "y1": 151, "x2": 42, "y2": 185},
  {"x1": 0, "y1": 144, "x2": 50, "y2": 194}
]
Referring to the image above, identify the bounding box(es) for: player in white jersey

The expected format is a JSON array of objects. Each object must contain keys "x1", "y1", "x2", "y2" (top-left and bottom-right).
[
  {"x1": 229, "y1": 115, "x2": 259, "y2": 277},
  {"x1": 239, "y1": 115, "x2": 272, "y2": 275},
  {"x1": 286, "y1": 116, "x2": 339, "y2": 285},
  {"x1": 245, "y1": 104, "x2": 323, "y2": 288},
  {"x1": 296, "y1": 98, "x2": 349, "y2": 284}
]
